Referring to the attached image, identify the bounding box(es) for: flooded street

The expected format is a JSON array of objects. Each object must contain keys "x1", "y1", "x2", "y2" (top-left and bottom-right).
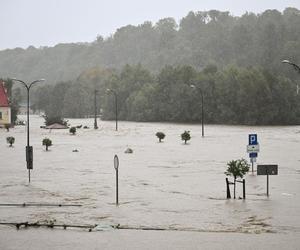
[{"x1": 1, "y1": 115, "x2": 300, "y2": 245}]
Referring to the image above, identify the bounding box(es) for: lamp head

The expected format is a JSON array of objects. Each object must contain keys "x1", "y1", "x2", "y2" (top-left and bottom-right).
[{"x1": 282, "y1": 60, "x2": 291, "y2": 64}]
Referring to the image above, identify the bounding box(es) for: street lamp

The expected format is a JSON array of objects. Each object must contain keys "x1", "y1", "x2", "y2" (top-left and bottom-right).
[
  {"x1": 282, "y1": 60, "x2": 300, "y2": 73},
  {"x1": 12, "y1": 78, "x2": 45, "y2": 183},
  {"x1": 106, "y1": 88, "x2": 118, "y2": 131},
  {"x1": 94, "y1": 89, "x2": 98, "y2": 129},
  {"x1": 190, "y1": 84, "x2": 204, "y2": 137},
  {"x1": 282, "y1": 60, "x2": 300, "y2": 94}
]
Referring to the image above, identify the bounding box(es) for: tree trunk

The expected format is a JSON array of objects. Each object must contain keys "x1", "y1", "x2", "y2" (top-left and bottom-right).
[
  {"x1": 46, "y1": 145, "x2": 48, "y2": 151},
  {"x1": 159, "y1": 138, "x2": 161, "y2": 142}
]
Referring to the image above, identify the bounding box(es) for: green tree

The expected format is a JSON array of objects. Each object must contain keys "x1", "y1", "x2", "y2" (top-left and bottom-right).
[
  {"x1": 181, "y1": 131, "x2": 191, "y2": 144},
  {"x1": 6, "y1": 136, "x2": 15, "y2": 147},
  {"x1": 156, "y1": 132, "x2": 166, "y2": 142},
  {"x1": 42, "y1": 138, "x2": 52, "y2": 151},
  {"x1": 225, "y1": 159, "x2": 250, "y2": 199}
]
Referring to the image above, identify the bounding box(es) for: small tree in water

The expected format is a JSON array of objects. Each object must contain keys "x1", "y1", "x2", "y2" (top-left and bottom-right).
[
  {"x1": 69, "y1": 127, "x2": 76, "y2": 135},
  {"x1": 42, "y1": 138, "x2": 52, "y2": 151},
  {"x1": 225, "y1": 159, "x2": 250, "y2": 199},
  {"x1": 181, "y1": 131, "x2": 191, "y2": 144},
  {"x1": 156, "y1": 132, "x2": 165, "y2": 142},
  {"x1": 6, "y1": 136, "x2": 15, "y2": 147}
]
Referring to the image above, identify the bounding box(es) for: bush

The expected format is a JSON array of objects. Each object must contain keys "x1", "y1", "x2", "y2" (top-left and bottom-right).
[
  {"x1": 6, "y1": 136, "x2": 15, "y2": 147},
  {"x1": 42, "y1": 138, "x2": 52, "y2": 151},
  {"x1": 4, "y1": 124, "x2": 10, "y2": 132},
  {"x1": 181, "y1": 131, "x2": 191, "y2": 144},
  {"x1": 69, "y1": 127, "x2": 76, "y2": 135},
  {"x1": 156, "y1": 132, "x2": 165, "y2": 142}
]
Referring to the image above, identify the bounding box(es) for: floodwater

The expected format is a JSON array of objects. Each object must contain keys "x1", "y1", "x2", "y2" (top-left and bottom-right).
[{"x1": 0, "y1": 115, "x2": 300, "y2": 235}]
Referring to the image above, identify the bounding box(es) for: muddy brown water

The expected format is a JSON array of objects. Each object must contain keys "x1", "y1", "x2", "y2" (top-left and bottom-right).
[{"x1": 1, "y1": 115, "x2": 300, "y2": 235}]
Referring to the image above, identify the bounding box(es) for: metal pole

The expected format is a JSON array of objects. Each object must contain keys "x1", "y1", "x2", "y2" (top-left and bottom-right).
[
  {"x1": 226, "y1": 178, "x2": 231, "y2": 199},
  {"x1": 234, "y1": 179, "x2": 236, "y2": 199},
  {"x1": 251, "y1": 160, "x2": 254, "y2": 173},
  {"x1": 26, "y1": 87, "x2": 31, "y2": 183},
  {"x1": 201, "y1": 91, "x2": 204, "y2": 137},
  {"x1": 94, "y1": 90, "x2": 98, "y2": 129},
  {"x1": 267, "y1": 173, "x2": 269, "y2": 197},
  {"x1": 116, "y1": 169, "x2": 119, "y2": 205},
  {"x1": 12, "y1": 78, "x2": 44, "y2": 184},
  {"x1": 243, "y1": 179, "x2": 246, "y2": 199},
  {"x1": 115, "y1": 93, "x2": 118, "y2": 131}
]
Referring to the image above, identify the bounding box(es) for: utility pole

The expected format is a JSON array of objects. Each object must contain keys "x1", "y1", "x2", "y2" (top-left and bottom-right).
[{"x1": 94, "y1": 89, "x2": 98, "y2": 129}]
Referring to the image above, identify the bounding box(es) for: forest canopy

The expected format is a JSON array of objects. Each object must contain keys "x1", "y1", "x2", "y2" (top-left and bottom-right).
[{"x1": 1, "y1": 8, "x2": 300, "y2": 125}]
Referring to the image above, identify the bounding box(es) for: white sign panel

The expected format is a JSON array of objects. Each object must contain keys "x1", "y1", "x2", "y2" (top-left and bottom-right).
[{"x1": 247, "y1": 144, "x2": 260, "y2": 153}]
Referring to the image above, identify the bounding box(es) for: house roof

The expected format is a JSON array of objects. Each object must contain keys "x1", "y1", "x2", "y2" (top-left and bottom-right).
[
  {"x1": 0, "y1": 81, "x2": 9, "y2": 107},
  {"x1": 45, "y1": 123, "x2": 68, "y2": 129}
]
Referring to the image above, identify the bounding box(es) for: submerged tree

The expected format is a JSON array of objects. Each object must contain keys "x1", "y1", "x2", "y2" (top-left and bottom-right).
[
  {"x1": 181, "y1": 131, "x2": 191, "y2": 144},
  {"x1": 4, "y1": 124, "x2": 10, "y2": 132},
  {"x1": 225, "y1": 159, "x2": 250, "y2": 199},
  {"x1": 6, "y1": 136, "x2": 15, "y2": 147},
  {"x1": 69, "y1": 127, "x2": 76, "y2": 135},
  {"x1": 156, "y1": 132, "x2": 166, "y2": 142},
  {"x1": 42, "y1": 138, "x2": 52, "y2": 151}
]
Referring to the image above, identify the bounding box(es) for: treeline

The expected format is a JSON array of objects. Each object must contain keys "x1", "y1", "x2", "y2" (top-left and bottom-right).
[
  {"x1": 31, "y1": 64, "x2": 300, "y2": 125},
  {"x1": 0, "y1": 8, "x2": 299, "y2": 84}
]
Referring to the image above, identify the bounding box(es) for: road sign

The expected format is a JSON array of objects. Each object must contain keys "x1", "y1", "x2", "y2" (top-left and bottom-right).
[
  {"x1": 257, "y1": 164, "x2": 278, "y2": 197},
  {"x1": 257, "y1": 165, "x2": 278, "y2": 175},
  {"x1": 247, "y1": 144, "x2": 260, "y2": 153},
  {"x1": 249, "y1": 134, "x2": 258, "y2": 145},
  {"x1": 249, "y1": 152, "x2": 257, "y2": 158},
  {"x1": 114, "y1": 155, "x2": 119, "y2": 170}
]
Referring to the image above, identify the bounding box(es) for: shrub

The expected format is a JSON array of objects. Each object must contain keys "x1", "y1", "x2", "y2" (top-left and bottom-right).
[
  {"x1": 156, "y1": 132, "x2": 165, "y2": 142},
  {"x1": 6, "y1": 136, "x2": 15, "y2": 147},
  {"x1": 42, "y1": 138, "x2": 52, "y2": 151},
  {"x1": 69, "y1": 127, "x2": 76, "y2": 135},
  {"x1": 181, "y1": 131, "x2": 191, "y2": 144}
]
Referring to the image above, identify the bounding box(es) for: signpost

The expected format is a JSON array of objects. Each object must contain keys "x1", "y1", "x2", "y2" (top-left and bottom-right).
[
  {"x1": 247, "y1": 134, "x2": 259, "y2": 173},
  {"x1": 114, "y1": 155, "x2": 119, "y2": 205},
  {"x1": 257, "y1": 164, "x2": 278, "y2": 196}
]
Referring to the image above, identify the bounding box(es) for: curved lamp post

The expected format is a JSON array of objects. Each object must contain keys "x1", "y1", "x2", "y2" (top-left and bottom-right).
[
  {"x1": 106, "y1": 88, "x2": 118, "y2": 131},
  {"x1": 190, "y1": 84, "x2": 204, "y2": 137},
  {"x1": 12, "y1": 78, "x2": 45, "y2": 183},
  {"x1": 282, "y1": 60, "x2": 300, "y2": 94},
  {"x1": 282, "y1": 60, "x2": 300, "y2": 73}
]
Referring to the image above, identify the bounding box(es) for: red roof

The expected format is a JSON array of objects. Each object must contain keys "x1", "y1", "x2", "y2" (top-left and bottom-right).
[{"x1": 0, "y1": 80, "x2": 9, "y2": 107}]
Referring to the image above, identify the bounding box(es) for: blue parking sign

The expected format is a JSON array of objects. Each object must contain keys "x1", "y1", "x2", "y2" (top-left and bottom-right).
[{"x1": 249, "y1": 134, "x2": 258, "y2": 145}]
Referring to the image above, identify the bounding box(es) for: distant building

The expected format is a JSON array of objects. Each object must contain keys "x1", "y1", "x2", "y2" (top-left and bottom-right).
[{"x1": 0, "y1": 80, "x2": 11, "y2": 126}]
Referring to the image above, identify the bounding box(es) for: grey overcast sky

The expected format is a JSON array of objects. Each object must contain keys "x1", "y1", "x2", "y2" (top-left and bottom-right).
[{"x1": 1, "y1": 0, "x2": 300, "y2": 50}]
